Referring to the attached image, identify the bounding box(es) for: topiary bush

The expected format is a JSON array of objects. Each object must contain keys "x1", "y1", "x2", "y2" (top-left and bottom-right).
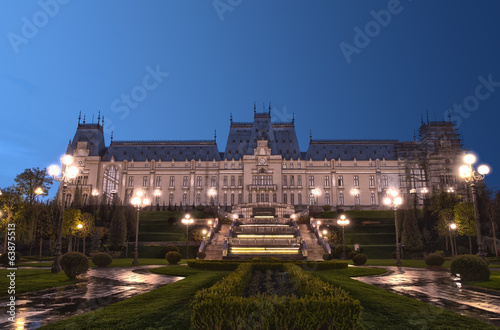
[
  {"x1": 166, "y1": 251, "x2": 182, "y2": 265},
  {"x1": 60, "y1": 252, "x2": 89, "y2": 280},
  {"x1": 159, "y1": 245, "x2": 179, "y2": 258},
  {"x1": 323, "y1": 253, "x2": 334, "y2": 260},
  {"x1": 197, "y1": 251, "x2": 206, "y2": 260},
  {"x1": 425, "y1": 253, "x2": 444, "y2": 267},
  {"x1": 332, "y1": 245, "x2": 352, "y2": 259},
  {"x1": 352, "y1": 254, "x2": 367, "y2": 265},
  {"x1": 91, "y1": 252, "x2": 113, "y2": 267},
  {"x1": 348, "y1": 251, "x2": 359, "y2": 259},
  {"x1": 0, "y1": 251, "x2": 22, "y2": 266},
  {"x1": 450, "y1": 254, "x2": 490, "y2": 281}
]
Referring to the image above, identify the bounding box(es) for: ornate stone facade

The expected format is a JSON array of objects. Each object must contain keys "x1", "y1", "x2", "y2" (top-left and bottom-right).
[{"x1": 62, "y1": 111, "x2": 466, "y2": 209}]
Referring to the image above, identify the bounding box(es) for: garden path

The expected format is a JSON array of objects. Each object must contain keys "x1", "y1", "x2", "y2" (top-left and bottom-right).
[{"x1": 0, "y1": 265, "x2": 182, "y2": 329}]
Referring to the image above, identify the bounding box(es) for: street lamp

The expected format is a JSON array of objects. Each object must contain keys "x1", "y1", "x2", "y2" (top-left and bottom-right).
[
  {"x1": 311, "y1": 189, "x2": 320, "y2": 206},
  {"x1": 130, "y1": 190, "x2": 150, "y2": 265},
  {"x1": 209, "y1": 188, "x2": 217, "y2": 206},
  {"x1": 48, "y1": 155, "x2": 79, "y2": 273},
  {"x1": 384, "y1": 189, "x2": 403, "y2": 266},
  {"x1": 450, "y1": 223, "x2": 457, "y2": 257},
  {"x1": 154, "y1": 189, "x2": 161, "y2": 208},
  {"x1": 182, "y1": 214, "x2": 194, "y2": 259},
  {"x1": 459, "y1": 153, "x2": 490, "y2": 259},
  {"x1": 447, "y1": 187, "x2": 455, "y2": 193},
  {"x1": 35, "y1": 187, "x2": 44, "y2": 258},
  {"x1": 337, "y1": 215, "x2": 350, "y2": 260},
  {"x1": 76, "y1": 223, "x2": 83, "y2": 253}
]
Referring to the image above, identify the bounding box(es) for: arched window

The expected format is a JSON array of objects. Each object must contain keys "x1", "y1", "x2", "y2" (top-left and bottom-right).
[
  {"x1": 182, "y1": 193, "x2": 188, "y2": 206},
  {"x1": 196, "y1": 194, "x2": 201, "y2": 206},
  {"x1": 102, "y1": 165, "x2": 119, "y2": 199},
  {"x1": 325, "y1": 193, "x2": 330, "y2": 205},
  {"x1": 298, "y1": 193, "x2": 302, "y2": 205}
]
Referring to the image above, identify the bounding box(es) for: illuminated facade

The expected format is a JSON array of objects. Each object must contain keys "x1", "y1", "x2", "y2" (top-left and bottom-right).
[{"x1": 62, "y1": 110, "x2": 465, "y2": 209}]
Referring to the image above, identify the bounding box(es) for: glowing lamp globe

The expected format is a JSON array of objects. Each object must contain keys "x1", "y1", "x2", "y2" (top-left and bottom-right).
[
  {"x1": 478, "y1": 165, "x2": 490, "y2": 175},
  {"x1": 464, "y1": 154, "x2": 476, "y2": 165},
  {"x1": 143, "y1": 198, "x2": 150, "y2": 205},
  {"x1": 384, "y1": 197, "x2": 391, "y2": 205},
  {"x1": 67, "y1": 166, "x2": 79, "y2": 179},
  {"x1": 48, "y1": 165, "x2": 61, "y2": 177},
  {"x1": 459, "y1": 165, "x2": 471, "y2": 178},
  {"x1": 61, "y1": 155, "x2": 74, "y2": 166},
  {"x1": 394, "y1": 197, "x2": 403, "y2": 205}
]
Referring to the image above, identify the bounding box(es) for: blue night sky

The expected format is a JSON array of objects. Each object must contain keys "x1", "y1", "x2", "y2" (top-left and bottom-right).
[{"x1": 1, "y1": 0, "x2": 500, "y2": 198}]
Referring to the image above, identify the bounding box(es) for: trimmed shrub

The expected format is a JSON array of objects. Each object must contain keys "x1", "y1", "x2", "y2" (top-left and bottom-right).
[
  {"x1": 323, "y1": 253, "x2": 334, "y2": 260},
  {"x1": 166, "y1": 251, "x2": 182, "y2": 265},
  {"x1": 425, "y1": 253, "x2": 444, "y2": 267},
  {"x1": 0, "y1": 251, "x2": 22, "y2": 266},
  {"x1": 159, "y1": 245, "x2": 179, "y2": 258},
  {"x1": 91, "y1": 252, "x2": 113, "y2": 267},
  {"x1": 197, "y1": 251, "x2": 206, "y2": 260},
  {"x1": 348, "y1": 251, "x2": 359, "y2": 259},
  {"x1": 450, "y1": 254, "x2": 490, "y2": 282},
  {"x1": 187, "y1": 259, "x2": 348, "y2": 271},
  {"x1": 191, "y1": 263, "x2": 362, "y2": 329},
  {"x1": 60, "y1": 252, "x2": 89, "y2": 280},
  {"x1": 352, "y1": 254, "x2": 367, "y2": 265},
  {"x1": 332, "y1": 244, "x2": 352, "y2": 259},
  {"x1": 167, "y1": 216, "x2": 177, "y2": 225}
]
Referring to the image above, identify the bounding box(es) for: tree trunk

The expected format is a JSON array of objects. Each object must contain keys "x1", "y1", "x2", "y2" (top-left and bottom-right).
[
  {"x1": 469, "y1": 235, "x2": 472, "y2": 254},
  {"x1": 491, "y1": 218, "x2": 499, "y2": 257},
  {"x1": 83, "y1": 237, "x2": 86, "y2": 255},
  {"x1": 449, "y1": 233, "x2": 455, "y2": 257},
  {"x1": 68, "y1": 235, "x2": 73, "y2": 252},
  {"x1": 39, "y1": 237, "x2": 43, "y2": 258}
]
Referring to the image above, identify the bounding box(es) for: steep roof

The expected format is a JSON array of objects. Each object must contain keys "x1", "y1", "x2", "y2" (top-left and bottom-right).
[{"x1": 305, "y1": 139, "x2": 399, "y2": 161}]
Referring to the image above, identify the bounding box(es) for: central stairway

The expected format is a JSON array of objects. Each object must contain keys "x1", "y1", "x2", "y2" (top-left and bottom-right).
[{"x1": 222, "y1": 203, "x2": 307, "y2": 260}]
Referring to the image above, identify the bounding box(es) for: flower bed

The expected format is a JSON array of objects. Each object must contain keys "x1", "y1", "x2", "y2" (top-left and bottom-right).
[{"x1": 191, "y1": 263, "x2": 361, "y2": 329}]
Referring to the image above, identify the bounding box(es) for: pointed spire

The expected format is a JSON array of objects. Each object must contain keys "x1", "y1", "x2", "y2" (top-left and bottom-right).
[
  {"x1": 83, "y1": 115, "x2": 86, "y2": 124},
  {"x1": 98, "y1": 110, "x2": 101, "y2": 125},
  {"x1": 426, "y1": 109, "x2": 429, "y2": 124},
  {"x1": 448, "y1": 111, "x2": 452, "y2": 123},
  {"x1": 230, "y1": 113, "x2": 233, "y2": 124},
  {"x1": 420, "y1": 114, "x2": 423, "y2": 124},
  {"x1": 214, "y1": 129, "x2": 217, "y2": 142},
  {"x1": 254, "y1": 101, "x2": 256, "y2": 116},
  {"x1": 111, "y1": 131, "x2": 113, "y2": 142},
  {"x1": 102, "y1": 115, "x2": 104, "y2": 127},
  {"x1": 78, "y1": 111, "x2": 81, "y2": 125},
  {"x1": 292, "y1": 113, "x2": 295, "y2": 124},
  {"x1": 413, "y1": 129, "x2": 416, "y2": 142},
  {"x1": 309, "y1": 129, "x2": 312, "y2": 142},
  {"x1": 268, "y1": 101, "x2": 271, "y2": 115}
]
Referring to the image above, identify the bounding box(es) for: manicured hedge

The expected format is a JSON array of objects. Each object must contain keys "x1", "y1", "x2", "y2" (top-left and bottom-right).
[
  {"x1": 187, "y1": 259, "x2": 348, "y2": 271},
  {"x1": 450, "y1": 254, "x2": 490, "y2": 281},
  {"x1": 191, "y1": 263, "x2": 361, "y2": 329}
]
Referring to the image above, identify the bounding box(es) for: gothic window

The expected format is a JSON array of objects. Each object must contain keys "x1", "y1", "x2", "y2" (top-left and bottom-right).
[
  {"x1": 325, "y1": 193, "x2": 330, "y2": 205},
  {"x1": 273, "y1": 193, "x2": 277, "y2": 203},
  {"x1": 197, "y1": 176, "x2": 202, "y2": 187},
  {"x1": 283, "y1": 175, "x2": 288, "y2": 186},
  {"x1": 231, "y1": 176, "x2": 235, "y2": 186},
  {"x1": 309, "y1": 193, "x2": 315, "y2": 205},
  {"x1": 338, "y1": 175, "x2": 343, "y2": 186},
  {"x1": 238, "y1": 176, "x2": 243, "y2": 186},
  {"x1": 290, "y1": 175, "x2": 295, "y2": 186},
  {"x1": 156, "y1": 176, "x2": 162, "y2": 187},
  {"x1": 211, "y1": 176, "x2": 217, "y2": 187},
  {"x1": 223, "y1": 176, "x2": 228, "y2": 186},
  {"x1": 297, "y1": 163, "x2": 301, "y2": 169},
  {"x1": 353, "y1": 176, "x2": 359, "y2": 187},
  {"x1": 82, "y1": 193, "x2": 88, "y2": 205},
  {"x1": 309, "y1": 176, "x2": 314, "y2": 187},
  {"x1": 290, "y1": 162, "x2": 294, "y2": 169},
  {"x1": 298, "y1": 193, "x2": 302, "y2": 205},
  {"x1": 231, "y1": 193, "x2": 235, "y2": 205},
  {"x1": 182, "y1": 194, "x2": 188, "y2": 205},
  {"x1": 383, "y1": 175, "x2": 388, "y2": 186},
  {"x1": 249, "y1": 193, "x2": 253, "y2": 203},
  {"x1": 102, "y1": 165, "x2": 119, "y2": 199},
  {"x1": 65, "y1": 193, "x2": 72, "y2": 207},
  {"x1": 324, "y1": 176, "x2": 330, "y2": 187},
  {"x1": 196, "y1": 194, "x2": 201, "y2": 205},
  {"x1": 290, "y1": 193, "x2": 295, "y2": 205},
  {"x1": 297, "y1": 176, "x2": 302, "y2": 186},
  {"x1": 369, "y1": 175, "x2": 375, "y2": 187},
  {"x1": 256, "y1": 193, "x2": 260, "y2": 203},
  {"x1": 370, "y1": 192, "x2": 376, "y2": 205},
  {"x1": 183, "y1": 176, "x2": 189, "y2": 187},
  {"x1": 339, "y1": 193, "x2": 344, "y2": 205},
  {"x1": 128, "y1": 176, "x2": 134, "y2": 187},
  {"x1": 355, "y1": 194, "x2": 360, "y2": 205},
  {"x1": 143, "y1": 176, "x2": 148, "y2": 187},
  {"x1": 283, "y1": 193, "x2": 287, "y2": 204},
  {"x1": 238, "y1": 193, "x2": 243, "y2": 204},
  {"x1": 223, "y1": 193, "x2": 227, "y2": 206},
  {"x1": 264, "y1": 193, "x2": 269, "y2": 202}
]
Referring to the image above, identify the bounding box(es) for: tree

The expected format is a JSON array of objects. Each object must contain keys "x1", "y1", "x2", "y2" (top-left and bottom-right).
[
  {"x1": 108, "y1": 206, "x2": 127, "y2": 250},
  {"x1": 401, "y1": 208, "x2": 423, "y2": 254},
  {"x1": 437, "y1": 209, "x2": 455, "y2": 255},
  {"x1": 63, "y1": 209, "x2": 82, "y2": 252},
  {"x1": 14, "y1": 167, "x2": 53, "y2": 205},
  {"x1": 0, "y1": 186, "x2": 24, "y2": 253},
  {"x1": 454, "y1": 202, "x2": 476, "y2": 254}
]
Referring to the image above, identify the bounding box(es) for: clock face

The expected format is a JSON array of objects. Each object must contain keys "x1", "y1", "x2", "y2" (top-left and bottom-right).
[{"x1": 258, "y1": 158, "x2": 267, "y2": 165}]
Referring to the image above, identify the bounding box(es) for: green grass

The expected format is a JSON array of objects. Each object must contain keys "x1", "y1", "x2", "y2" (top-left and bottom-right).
[
  {"x1": 0, "y1": 269, "x2": 78, "y2": 295},
  {"x1": 357, "y1": 258, "x2": 453, "y2": 268},
  {"x1": 41, "y1": 267, "x2": 230, "y2": 330},
  {"x1": 314, "y1": 268, "x2": 498, "y2": 329},
  {"x1": 17, "y1": 258, "x2": 185, "y2": 268},
  {"x1": 470, "y1": 271, "x2": 500, "y2": 290}
]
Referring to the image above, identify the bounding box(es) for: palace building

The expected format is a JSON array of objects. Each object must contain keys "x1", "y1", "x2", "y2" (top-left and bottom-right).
[{"x1": 63, "y1": 108, "x2": 465, "y2": 209}]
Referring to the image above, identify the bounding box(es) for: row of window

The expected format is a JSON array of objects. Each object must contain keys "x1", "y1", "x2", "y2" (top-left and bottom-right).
[{"x1": 127, "y1": 175, "x2": 244, "y2": 188}]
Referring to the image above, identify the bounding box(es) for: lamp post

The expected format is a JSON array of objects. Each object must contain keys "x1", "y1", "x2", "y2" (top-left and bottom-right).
[
  {"x1": 447, "y1": 187, "x2": 455, "y2": 193},
  {"x1": 48, "y1": 155, "x2": 79, "y2": 273},
  {"x1": 34, "y1": 187, "x2": 44, "y2": 258},
  {"x1": 450, "y1": 223, "x2": 457, "y2": 257},
  {"x1": 209, "y1": 188, "x2": 216, "y2": 206},
  {"x1": 130, "y1": 190, "x2": 150, "y2": 265},
  {"x1": 182, "y1": 214, "x2": 194, "y2": 259},
  {"x1": 337, "y1": 215, "x2": 350, "y2": 260},
  {"x1": 154, "y1": 189, "x2": 161, "y2": 209},
  {"x1": 311, "y1": 189, "x2": 320, "y2": 206},
  {"x1": 384, "y1": 189, "x2": 403, "y2": 266},
  {"x1": 459, "y1": 153, "x2": 490, "y2": 259},
  {"x1": 76, "y1": 223, "x2": 83, "y2": 252}
]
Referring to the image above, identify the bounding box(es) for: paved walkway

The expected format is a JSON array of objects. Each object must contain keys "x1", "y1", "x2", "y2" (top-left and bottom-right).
[
  {"x1": 353, "y1": 266, "x2": 500, "y2": 327},
  {"x1": 0, "y1": 266, "x2": 182, "y2": 329}
]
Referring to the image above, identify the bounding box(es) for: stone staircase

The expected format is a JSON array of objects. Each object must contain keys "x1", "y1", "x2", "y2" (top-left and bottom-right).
[
  {"x1": 299, "y1": 224, "x2": 326, "y2": 260},
  {"x1": 204, "y1": 224, "x2": 230, "y2": 260}
]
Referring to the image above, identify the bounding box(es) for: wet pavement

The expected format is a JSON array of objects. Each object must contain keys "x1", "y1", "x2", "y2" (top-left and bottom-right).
[
  {"x1": 0, "y1": 265, "x2": 182, "y2": 329},
  {"x1": 353, "y1": 266, "x2": 500, "y2": 327}
]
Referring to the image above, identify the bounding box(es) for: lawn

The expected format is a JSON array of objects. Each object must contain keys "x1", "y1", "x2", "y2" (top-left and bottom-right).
[
  {"x1": 41, "y1": 266, "x2": 230, "y2": 330},
  {"x1": 471, "y1": 270, "x2": 500, "y2": 290},
  {"x1": 357, "y1": 258, "x2": 453, "y2": 268},
  {"x1": 0, "y1": 268, "x2": 78, "y2": 295},
  {"x1": 17, "y1": 257, "x2": 183, "y2": 268},
  {"x1": 314, "y1": 268, "x2": 498, "y2": 330}
]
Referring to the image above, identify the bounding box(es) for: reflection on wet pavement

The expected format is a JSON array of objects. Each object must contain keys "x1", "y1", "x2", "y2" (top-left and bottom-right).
[
  {"x1": 0, "y1": 266, "x2": 182, "y2": 329},
  {"x1": 353, "y1": 266, "x2": 500, "y2": 327}
]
